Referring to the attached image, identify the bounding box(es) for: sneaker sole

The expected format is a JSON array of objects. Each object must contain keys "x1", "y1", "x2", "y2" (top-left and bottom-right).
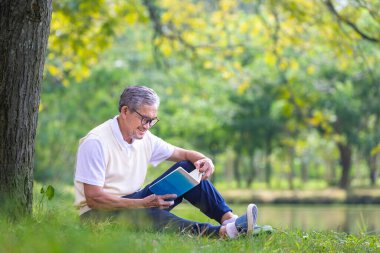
[{"x1": 246, "y1": 204, "x2": 258, "y2": 234}]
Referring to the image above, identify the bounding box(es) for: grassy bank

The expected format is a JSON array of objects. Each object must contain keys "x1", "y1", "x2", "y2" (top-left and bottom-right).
[
  {"x1": 1, "y1": 185, "x2": 379, "y2": 253},
  {"x1": 219, "y1": 187, "x2": 380, "y2": 204}
]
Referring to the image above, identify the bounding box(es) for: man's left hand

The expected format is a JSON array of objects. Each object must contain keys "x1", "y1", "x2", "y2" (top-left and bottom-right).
[{"x1": 194, "y1": 157, "x2": 214, "y2": 180}]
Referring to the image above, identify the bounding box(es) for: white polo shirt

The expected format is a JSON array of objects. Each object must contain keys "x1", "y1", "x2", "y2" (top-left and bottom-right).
[{"x1": 74, "y1": 116, "x2": 174, "y2": 215}]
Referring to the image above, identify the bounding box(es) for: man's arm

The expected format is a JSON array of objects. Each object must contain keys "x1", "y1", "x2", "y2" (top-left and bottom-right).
[
  {"x1": 167, "y1": 147, "x2": 215, "y2": 180},
  {"x1": 83, "y1": 184, "x2": 176, "y2": 210}
]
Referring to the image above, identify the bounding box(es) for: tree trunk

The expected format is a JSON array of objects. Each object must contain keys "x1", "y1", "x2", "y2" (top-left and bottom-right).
[
  {"x1": 288, "y1": 147, "x2": 295, "y2": 190},
  {"x1": 0, "y1": 0, "x2": 52, "y2": 218},
  {"x1": 301, "y1": 154, "x2": 309, "y2": 183},
  {"x1": 338, "y1": 143, "x2": 352, "y2": 189},
  {"x1": 265, "y1": 139, "x2": 272, "y2": 188},
  {"x1": 246, "y1": 150, "x2": 256, "y2": 188},
  {"x1": 233, "y1": 153, "x2": 241, "y2": 188},
  {"x1": 327, "y1": 159, "x2": 337, "y2": 186},
  {"x1": 368, "y1": 154, "x2": 377, "y2": 186},
  {"x1": 209, "y1": 152, "x2": 216, "y2": 183}
]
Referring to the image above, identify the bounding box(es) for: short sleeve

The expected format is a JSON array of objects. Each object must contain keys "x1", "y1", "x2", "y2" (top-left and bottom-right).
[
  {"x1": 75, "y1": 137, "x2": 106, "y2": 186},
  {"x1": 149, "y1": 133, "x2": 175, "y2": 167}
]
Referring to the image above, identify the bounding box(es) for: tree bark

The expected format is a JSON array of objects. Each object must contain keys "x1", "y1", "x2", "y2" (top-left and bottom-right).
[
  {"x1": 0, "y1": 0, "x2": 52, "y2": 217},
  {"x1": 288, "y1": 147, "x2": 295, "y2": 190},
  {"x1": 245, "y1": 150, "x2": 256, "y2": 188},
  {"x1": 264, "y1": 139, "x2": 272, "y2": 187},
  {"x1": 338, "y1": 143, "x2": 352, "y2": 189},
  {"x1": 233, "y1": 153, "x2": 242, "y2": 188},
  {"x1": 368, "y1": 154, "x2": 377, "y2": 187}
]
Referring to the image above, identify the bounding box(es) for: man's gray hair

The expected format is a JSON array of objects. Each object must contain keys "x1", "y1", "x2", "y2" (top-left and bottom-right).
[{"x1": 118, "y1": 86, "x2": 160, "y2": 112}]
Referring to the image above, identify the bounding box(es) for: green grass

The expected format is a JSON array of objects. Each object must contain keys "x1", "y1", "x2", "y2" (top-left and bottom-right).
[
  {"x1": 1, "y1": 184, "x2": 379, "y2": 253},
  {"x1": 2, "y1": 214, "x2": 379, "y2": 253}
]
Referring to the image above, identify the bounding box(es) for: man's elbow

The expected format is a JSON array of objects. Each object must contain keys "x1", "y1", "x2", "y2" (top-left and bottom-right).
[
  {"x1": 86, "y1": 198, "x2": 96, "y2": 209},
  {"x1": 85, "y1": 195, "x2": 100, "y2": 209},
  {"x1": 83, "y1": 184, "x2": 104, "y2": 209}
]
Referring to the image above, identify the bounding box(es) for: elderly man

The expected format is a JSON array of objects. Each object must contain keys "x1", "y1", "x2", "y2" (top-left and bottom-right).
[{"x1": 74, "y1": 85, "x2": 259, "y2": 238}]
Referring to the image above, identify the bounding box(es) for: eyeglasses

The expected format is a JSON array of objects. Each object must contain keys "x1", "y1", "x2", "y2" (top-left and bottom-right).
[{"x1": 133, "y1": 110, "x2": 159, "y2": 127}]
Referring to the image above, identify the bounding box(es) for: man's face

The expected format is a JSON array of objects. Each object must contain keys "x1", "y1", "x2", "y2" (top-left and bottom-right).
[{"x1": 120, "y1": 104, "x2": 158, "y2": 142}]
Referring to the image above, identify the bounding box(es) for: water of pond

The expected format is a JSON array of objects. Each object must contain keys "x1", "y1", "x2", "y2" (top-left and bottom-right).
[
  {"x1": 174, "y1": 203, "x2": 380, "y2": 235},
  {"x1": 233, "y1": 204, "x2": 380, "y2": 235}
]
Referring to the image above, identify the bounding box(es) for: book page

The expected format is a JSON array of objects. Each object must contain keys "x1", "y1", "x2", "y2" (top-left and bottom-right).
[{"x1": 188, "y1": 169, "x2": 203, "y2": 183}]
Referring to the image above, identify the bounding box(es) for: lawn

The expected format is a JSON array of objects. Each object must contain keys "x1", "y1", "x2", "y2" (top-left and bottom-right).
[{"x1": 1, "y1": 184, "x2": 379, "y2": 253}]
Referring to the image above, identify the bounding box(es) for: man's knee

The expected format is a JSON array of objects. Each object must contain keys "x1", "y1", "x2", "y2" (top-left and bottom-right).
[{"x1": 176, "y1": 160, "x2": 195, "y2": 172}]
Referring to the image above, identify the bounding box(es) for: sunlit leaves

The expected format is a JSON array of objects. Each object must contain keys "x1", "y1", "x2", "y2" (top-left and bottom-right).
[
  {"x1": 371, "y1": 143, "x2": 380, "y2": 155},
  {"x1": 308, "y1": 110, "x2": 335, "y2": 135},
  {"x1": 46, "y1": 0, "x2": 148, "y2": 83}
]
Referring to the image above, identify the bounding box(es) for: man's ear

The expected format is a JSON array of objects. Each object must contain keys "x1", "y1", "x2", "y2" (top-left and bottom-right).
[
  {"x1": 120, "y1": 106, "x2": 129, "y2": 119},
  {"x1": 122, "y1": 106, "x2": 129, "y2": 113}
]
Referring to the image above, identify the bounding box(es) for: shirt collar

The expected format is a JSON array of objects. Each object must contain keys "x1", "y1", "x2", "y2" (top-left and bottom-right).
[{"x1": 111, "y1": 115, "x2": 134, "y2": 150}]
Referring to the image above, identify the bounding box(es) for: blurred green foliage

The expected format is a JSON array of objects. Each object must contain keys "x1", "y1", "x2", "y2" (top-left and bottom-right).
[{"x1": 36, "y1": 0, "x2": 380, "y2": 189}]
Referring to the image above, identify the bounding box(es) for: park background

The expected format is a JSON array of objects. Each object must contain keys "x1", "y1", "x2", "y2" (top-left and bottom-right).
[{"x1": 33, "y1": 0, "x2": 380, "y2": 239}]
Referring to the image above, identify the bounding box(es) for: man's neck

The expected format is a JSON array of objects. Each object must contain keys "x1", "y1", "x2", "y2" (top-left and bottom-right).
[{"x1": 117, "y1": 116, "x2": 133, "y2": 144}]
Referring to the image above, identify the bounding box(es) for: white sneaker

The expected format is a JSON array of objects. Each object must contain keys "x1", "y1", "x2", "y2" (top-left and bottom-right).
[{"x1": 234, "y1": 204, "x2": 258, "y2": 235}]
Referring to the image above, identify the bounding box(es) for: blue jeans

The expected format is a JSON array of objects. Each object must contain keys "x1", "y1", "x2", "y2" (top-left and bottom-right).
[{"x1": 81, "y1": 161, "x2": 232, "y2": 237}]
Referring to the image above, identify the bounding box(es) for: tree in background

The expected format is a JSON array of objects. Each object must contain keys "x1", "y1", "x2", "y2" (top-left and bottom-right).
[{"x1": 229, "y1": 81, "x2": 284, "y2": 187}]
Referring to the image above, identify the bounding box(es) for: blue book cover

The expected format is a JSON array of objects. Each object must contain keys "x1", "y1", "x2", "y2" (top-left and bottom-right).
[{"x1": 149, "y1": 167, "x2": 202, "y2": 198}]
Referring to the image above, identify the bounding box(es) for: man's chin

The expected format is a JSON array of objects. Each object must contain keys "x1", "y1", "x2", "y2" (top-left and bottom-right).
[{"x1": 136, "y1": 131, "x2": 146, "y2": 139}]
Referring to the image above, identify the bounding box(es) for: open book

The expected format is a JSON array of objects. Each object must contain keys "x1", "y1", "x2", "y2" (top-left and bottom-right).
[{"x1": 149, "y1": 167, "x2": 202, "y2": 199}]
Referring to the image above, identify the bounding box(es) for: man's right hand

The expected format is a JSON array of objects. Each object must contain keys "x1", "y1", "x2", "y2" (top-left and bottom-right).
[
  {"x1": 83, "y1": 183, "x2": 177, "y2": 210},
  {"x1": 142, "y1": 194, "x2": 177, "y2": 209}
]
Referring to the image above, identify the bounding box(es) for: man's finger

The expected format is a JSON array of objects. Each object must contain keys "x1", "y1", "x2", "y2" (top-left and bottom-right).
[
  {"x1": 166, "y1": 200, "x2": 174, "y2": 206},
  {"x1": 161, "y1": 194, "x2": 177, "y2": 200}
]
